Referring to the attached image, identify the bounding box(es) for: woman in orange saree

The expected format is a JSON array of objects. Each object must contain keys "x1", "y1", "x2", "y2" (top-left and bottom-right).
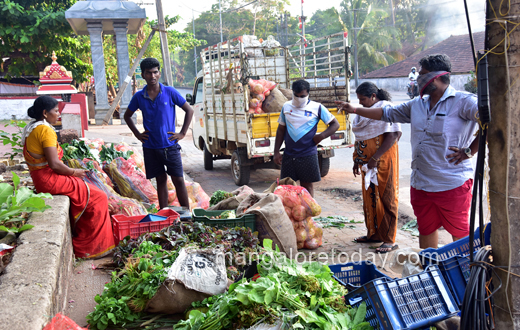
[
  {"x1": 351, "y1": 83, "x2": 401, "y2": 253},
  {"x1": 22, "y1": 96, "x2": 115, "y2": 258}
]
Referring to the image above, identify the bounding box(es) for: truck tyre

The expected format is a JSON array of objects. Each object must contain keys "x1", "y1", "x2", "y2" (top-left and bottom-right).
[
  {"x1": 231, "y1": 150, "x2": 250, "y2": 186},
  {"x1": 204, "y1": 145, "x2": 213, "y2": 170},
  {"x1": 319, "y1": 155, "x2": 330, "y2": 177}
]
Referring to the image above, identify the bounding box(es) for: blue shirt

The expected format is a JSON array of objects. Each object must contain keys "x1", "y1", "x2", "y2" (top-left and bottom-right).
[
  {"x1": 128, "y1": 83, "x2": 186, "y2": 149},
  {"x1": 278, "y1": 100, "x2": 334, "y2": 157},
  {"x1": 381, "y1": 86, "x2": 478, "y2": 192}
]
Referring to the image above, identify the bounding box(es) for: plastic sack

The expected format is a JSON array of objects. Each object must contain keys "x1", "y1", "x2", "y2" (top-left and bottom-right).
[
  {"x1": 249, "y1": 78, "x2": 277, "y2": 97},
  {"x1": 103, "y1": 157, "x2": 159, "y2": 206},
  {"x1": 167, "y1": 247, "x2": 228, "y2": 296},
  {"x1": 273, "y1": 185, "x2": 323, "y2": 250},
  {"x1": 68, "y1": 159, "x2": 147, "y2": 216},
  {"x1": 43, "y1": 313, "x2": 87, "y2": 330},
  {"x1": 114, "y1": 142, "x2": 145, "y2": 173},
  {"x1": 261, "y1": 35, "x2": 281, "y2": 48},
  {"x1": 82, "y1": 158, "x2": 114, "y2": 188},
  {"x1": 262, "y1": 88, "x2": 288, "y2": 113},
  {"x1": 185, "y1": 181, "x2": 210, "y2": 210}
]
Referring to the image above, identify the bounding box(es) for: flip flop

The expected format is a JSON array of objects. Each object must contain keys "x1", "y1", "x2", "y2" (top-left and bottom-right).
[
  {"x1": 354, "y1": 236, "x2": 383, "y2": 243},
  {"x1": 375, "y1": 243, "x2": 399, "y2": 254}
]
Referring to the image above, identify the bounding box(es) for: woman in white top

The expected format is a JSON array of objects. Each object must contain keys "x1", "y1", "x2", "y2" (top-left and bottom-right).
[{"x1": 351, "y1": 82, "x2": 401, "y2": 253}]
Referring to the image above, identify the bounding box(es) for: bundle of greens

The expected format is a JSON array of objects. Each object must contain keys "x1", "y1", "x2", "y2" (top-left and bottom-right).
[
  {"x1": 174, "y1": 239, "x2": 373, "y2": 330},
  {"x1": 61, "y1": 140, "x2": 95, "y2": 161},
  {"x1": 87, "y1": 222, "x2": 259, "y2": 330},
  {"x1": 100, "y1": 143, "x2": 134, "y2": 163},
  {"x1": 209, "y1": 190, "x2": 234, "y2": 207}
]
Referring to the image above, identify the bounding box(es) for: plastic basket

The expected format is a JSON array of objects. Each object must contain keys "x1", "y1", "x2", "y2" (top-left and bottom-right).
[
  {"x1": 329, "y1": 261, "x2": 391, "y2": 291},
  {"x1": 112, "y1": 210, "x2": 180, "y2": 242},
  {"x1": 345, "y1": 265, "x2": 459, "y2": 330},
  {"x1": 192, "y1": 209, "x2": 256, "y2": 231},
  {"x1": 419, "y1": 224, "x2": 491, "y2": 264},
  {"x1": 419, "y1": 224, "x2": 491, "y2": 307}
]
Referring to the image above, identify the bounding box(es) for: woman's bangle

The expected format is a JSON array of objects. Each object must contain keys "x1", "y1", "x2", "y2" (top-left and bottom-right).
[
  {"x1": 371, "y1": 156, "x2": 379, "y2": 162},
  {"x1": 353, "y1": 107, "x2": 357, "y2": 113},
  {"x1": 71, "y1": 169, "x2": 76, "y2": 177}
]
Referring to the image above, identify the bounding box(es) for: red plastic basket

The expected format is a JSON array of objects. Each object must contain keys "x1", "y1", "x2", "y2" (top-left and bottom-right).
[{"x1": 112, "y1": 209, "x2": 180, "y2": 242}]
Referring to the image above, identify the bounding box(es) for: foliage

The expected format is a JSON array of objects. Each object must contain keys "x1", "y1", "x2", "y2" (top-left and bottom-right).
[
  {"x1": 314, "y1": 216, "x2": 363, "y2": 229},
  {"x1": 0, "y1": 120, "x2": 27, "y2": 160},
  {"x1": 401, "y1": 219, "x2": 419, "y2": 236},
  {"x1": 88, "y1": 222, "x2": 259, "y2": 329},
  {"x1": 209, "y1": 190, "x2": 233, "y2": 206},
  {"x1": 0, "y1": 172, "x2": 52, "y2": 231},
  {"x1": 146, "y1": 204, "x2": 159, "y2": 214},
  {"x1": 61, "y1": 140, "x2": 95, "y2": 162},
  {"x1": 0, "y1": 0, "x2": 92, "y2": 82},
  {"x1": 464, "y1": 71, "x2": 477, "y2": 94},
  {"x1": 99, "y1": 143, "x2": 133, "y2": 163},
  {"x1": 102, "y1": 16, "x2": 202, "y2": 90},
  {"x1": 174, "y1": 239, "x2": 372, "y2": 330}
]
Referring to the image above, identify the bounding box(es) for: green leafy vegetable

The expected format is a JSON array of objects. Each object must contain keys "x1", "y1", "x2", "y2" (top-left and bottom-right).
[
  {"x1": 209, "y1": 190, "x2": 233, "y2": 206},
  {"x1": 174, "y1": 239, "x2": 373, "y2": 330},
  {"x1": 61, "y1": 140, "x2": 95, "y2": 161},
  {"x1": 99, "y1": 143, "x2": 134, "y2": 163},
  {"x1": 401, "y1": 219, "x2": 420, "y2": 236},
  {"x1": 220, "y1": 210, "x2": 236, "y2": 219},
  {"x1": 314, "y1": 216, "x2": 363, "y2": 229}
]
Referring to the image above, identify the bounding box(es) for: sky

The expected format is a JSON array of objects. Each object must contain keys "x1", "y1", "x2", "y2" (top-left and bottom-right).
[{"x1": 132, "y1": 0, "x2": 485, "y2": 42}]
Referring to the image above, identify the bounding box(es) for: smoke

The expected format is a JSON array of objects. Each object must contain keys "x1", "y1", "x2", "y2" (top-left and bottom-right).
[{"x1": 426, "y1": 0, "x2": 486, "y2": 44}]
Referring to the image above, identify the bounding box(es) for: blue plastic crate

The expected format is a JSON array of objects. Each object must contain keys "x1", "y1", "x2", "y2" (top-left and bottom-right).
[
  {"x1": 419, "y1": 224, "x2": 491, "y2": 264},
  {"x1": 345, "y1": 265, "x2": 459, "y2": 330},
  {"x1": 419, "y1": 224, "x2": 491, "y2": 307},
  {"x1": 330, "y1": 261, "x2": 391, "y2": 291}
]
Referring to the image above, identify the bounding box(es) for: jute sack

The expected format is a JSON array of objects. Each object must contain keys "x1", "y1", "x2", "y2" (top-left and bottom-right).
[
  {"x1": 208, "y1": 185, "x2": 255, "y2": 211},
  {"x1": 145, "y1": 247, "x2": 227, "y2": 314},
  {"x1": 262, "y1": 88, "x2": 288, "y2": 113},
  {"x1": 145, "y1": 280, "x2": 210, "y2": 314},
  {"x1": 278, "y1": 87, "x2": 293, "y2": 100},
  {"x1": 263, "y1": 177, "x2": 298, "y2": 193},
  {"x1": 237, "y1": 193, "x2": 297, "y2": 257}
]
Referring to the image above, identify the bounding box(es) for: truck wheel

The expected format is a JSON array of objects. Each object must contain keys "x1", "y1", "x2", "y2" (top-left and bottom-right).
[
  {"x1": 204, "y1": 145, "x2": 213, "y2": 170},
  {"x1": 231, "y1": 150, "x2": 250, "y2": 186},
  {"x1": 319, "y1": 155, "x2": 330, "y2": 177}
]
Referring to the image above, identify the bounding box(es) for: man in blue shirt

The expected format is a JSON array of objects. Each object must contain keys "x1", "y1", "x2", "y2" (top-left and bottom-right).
[
  {"x1": 274, "y1": 79, "x2": 340, "y2": 197},
  {"x1": 336, "y1": 54, "x2": 479, "y2": 249},
  {"x1": 124, "y1": 58, "x2": 194, "y2": 209}
]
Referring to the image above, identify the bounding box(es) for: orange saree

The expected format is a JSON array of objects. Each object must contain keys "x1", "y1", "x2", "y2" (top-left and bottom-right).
[
  {"x1": 24, "y1": 129, "x2": 115, "y2": 258},
  {"x1": 353, "y1": 134, "x2": 399, "y2": 244}
]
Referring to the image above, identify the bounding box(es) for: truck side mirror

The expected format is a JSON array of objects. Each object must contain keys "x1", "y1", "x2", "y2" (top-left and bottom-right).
[{"x1": 186, "y1": 94, "x2": 193, "y2": 104}]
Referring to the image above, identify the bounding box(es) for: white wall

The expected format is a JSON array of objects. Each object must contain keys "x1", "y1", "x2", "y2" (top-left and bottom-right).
[
  {"x1": 0, "y1": 98, "x2": 35, "y2": 120},
  {"x1": 350, "y1": 74, "x2": 473, "y2": 92}
]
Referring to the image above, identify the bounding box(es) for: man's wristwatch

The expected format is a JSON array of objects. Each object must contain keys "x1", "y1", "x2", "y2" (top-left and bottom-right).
[{"x1": 464, "y1": 147, "x2": 473, "y2": 158}]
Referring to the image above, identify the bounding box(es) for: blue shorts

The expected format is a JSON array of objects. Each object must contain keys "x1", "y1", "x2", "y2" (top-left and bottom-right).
[{"x1": 143, "y1": 144, "x2": 184, "y2": 179}]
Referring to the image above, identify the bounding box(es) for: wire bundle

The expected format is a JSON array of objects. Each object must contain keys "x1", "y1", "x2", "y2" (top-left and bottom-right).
[{"x1": 460, "y1": 246, "x2": 497, "y2": 330}]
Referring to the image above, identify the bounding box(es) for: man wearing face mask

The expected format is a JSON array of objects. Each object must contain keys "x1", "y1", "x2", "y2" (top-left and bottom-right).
[
  {"x1": 274, "y1": 79, "x2": 340, "y2": 197},
  {"x1": 335, "y1": 54, "x2": 479, "y2": 249}
]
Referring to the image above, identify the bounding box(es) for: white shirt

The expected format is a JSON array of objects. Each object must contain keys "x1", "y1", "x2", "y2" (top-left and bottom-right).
[{"x1": 408, "y1": 72, "x2": 419, "y2": 80}]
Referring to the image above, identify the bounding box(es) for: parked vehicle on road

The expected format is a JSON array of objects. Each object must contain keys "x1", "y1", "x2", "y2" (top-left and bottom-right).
[{"x1": 186, "y1": 32, "x2": 353, "y2": 185}]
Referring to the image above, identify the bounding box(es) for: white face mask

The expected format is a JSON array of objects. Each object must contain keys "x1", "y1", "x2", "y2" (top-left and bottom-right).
[{"x1": 292, "y1": 95, "x2": 309, "y2": 108}]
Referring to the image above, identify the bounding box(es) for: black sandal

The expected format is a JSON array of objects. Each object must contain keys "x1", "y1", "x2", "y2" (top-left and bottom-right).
[
  {"x1": 375, "y1": 243, "x2": 399, "y2": 254},
  {"x1": 354, "y1": 236, "x2": 383, "y2": 243}
]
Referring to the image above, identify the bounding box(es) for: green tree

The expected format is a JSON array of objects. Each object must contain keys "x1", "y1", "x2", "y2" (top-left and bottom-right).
[
  {"x1": 0, "y1": 0, "x2": 92, "y2": 82},
  {"x1": 102, "y1": 16, "x2": 202, "y2": 95}
]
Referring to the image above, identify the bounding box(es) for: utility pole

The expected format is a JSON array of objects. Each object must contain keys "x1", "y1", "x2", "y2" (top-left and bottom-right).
[
  {"x1": 353, "y1": 9, "x2": 359, "y2": 87},
  {"x1": 219, "y1": 0, "x2": 223, "y2": 43},
  {"x1": 192, "y1": 9, "x2": 197, "y2": 76},
  {"x1": 487, "y1": 0, "x2": 520, "y2": 325},
  {"x1": 156, "y1": 0, "x2": 172, "y2": 86}
]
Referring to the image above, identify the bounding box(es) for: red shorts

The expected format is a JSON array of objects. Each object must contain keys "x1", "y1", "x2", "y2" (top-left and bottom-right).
[{"x1": 410, "y1": 179, "x2": 472, "y2": 237}]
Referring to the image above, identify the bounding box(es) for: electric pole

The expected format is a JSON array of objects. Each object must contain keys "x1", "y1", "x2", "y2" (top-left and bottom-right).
[
  {"x1": 192, "y1": 9, "x2": 197, "y2": 76},
  {"x1": 156, "y1": 0, "x2": 173, "y2": 86},
  {"x1": 353, "y1": 9, "x2": 359, "y2": 87},
  {"x1": 219, "y1": 0, "x2": 223, "y2": 43},
  {"x1": 487, "y1": 0, "x2": 520, "y2": 326}
]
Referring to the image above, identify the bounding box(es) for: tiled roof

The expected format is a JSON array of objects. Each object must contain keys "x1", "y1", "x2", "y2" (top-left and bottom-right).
[{"x1": 361, "y1": 32, "x2": 485, "y2": 78}]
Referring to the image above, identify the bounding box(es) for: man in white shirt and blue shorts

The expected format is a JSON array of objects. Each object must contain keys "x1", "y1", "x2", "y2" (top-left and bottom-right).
[{"x1": 274, "y1": 80, "x2": 340, "y2": 197}]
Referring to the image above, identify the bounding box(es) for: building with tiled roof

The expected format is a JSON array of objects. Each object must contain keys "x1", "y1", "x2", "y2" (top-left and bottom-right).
[{"x1": 355, "y1": 32, "x2": 485, "y2": 91}]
